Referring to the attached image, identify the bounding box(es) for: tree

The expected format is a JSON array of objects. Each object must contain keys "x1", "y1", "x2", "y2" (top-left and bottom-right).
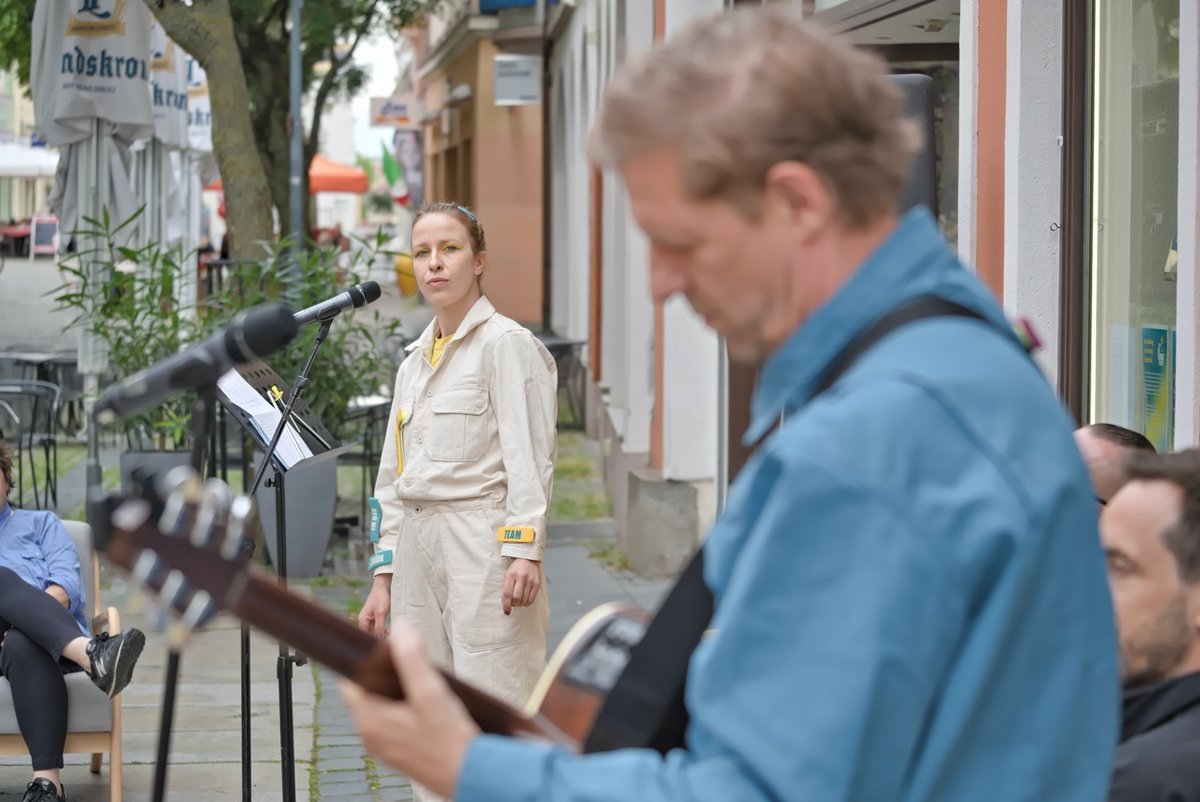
[
  {"x1": 0, "y1": 5, "x2": 34, "y2": 88},
  {"x1": 150, "y1": 0, "x2": 275, "y2": 259},
  {"x1": 0, "y1": 0, "x2": 432, "y2": 257},
  {"x1": 160, "y1": 0, "x2": 435, "y2": 242}
]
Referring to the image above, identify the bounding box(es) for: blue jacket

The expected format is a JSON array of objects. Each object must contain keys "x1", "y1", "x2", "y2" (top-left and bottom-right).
[
  {"x1": 0, "y1": 504, "x2": 89, "y2": 636},
  {"x1": 458, "y1": 209, "x2": 1119, "y2": 801}
]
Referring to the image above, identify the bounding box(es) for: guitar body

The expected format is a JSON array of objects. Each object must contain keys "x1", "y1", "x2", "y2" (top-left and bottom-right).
[
  {"x1": 105, "y1": 478, "x2": 651, "y2": 753},
  {"x1": 527, "y1": 604, "x2": 650, "y2": 747}
]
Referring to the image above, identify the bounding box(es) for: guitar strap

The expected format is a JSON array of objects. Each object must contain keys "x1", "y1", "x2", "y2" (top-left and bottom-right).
[{"x1": 583, "y1": 295, "x2": 1025, "y2": 755}]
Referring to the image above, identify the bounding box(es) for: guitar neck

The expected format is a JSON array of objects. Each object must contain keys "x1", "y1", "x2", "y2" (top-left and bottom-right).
[
  {"x1": 233, "y1": 570, "x2": 571, "y2": 745},
  {"x1": 235, "y1": 573, "x2": 400, "y2": 696}
]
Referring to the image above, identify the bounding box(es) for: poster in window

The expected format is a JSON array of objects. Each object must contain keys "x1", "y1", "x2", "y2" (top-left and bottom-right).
[{"x1": 1140, "y1": 324, "x2": 1173, "y2": 451}]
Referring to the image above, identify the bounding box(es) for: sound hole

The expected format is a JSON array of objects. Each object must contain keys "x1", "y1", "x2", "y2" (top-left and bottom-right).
[{"x1": 562, "y1": 616, "x2": 648, "y2": 694}]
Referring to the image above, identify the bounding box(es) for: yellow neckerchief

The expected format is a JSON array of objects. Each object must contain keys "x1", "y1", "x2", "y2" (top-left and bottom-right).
[{"x1": 429, "y1": 332, "x2": 452, "y2": 368}]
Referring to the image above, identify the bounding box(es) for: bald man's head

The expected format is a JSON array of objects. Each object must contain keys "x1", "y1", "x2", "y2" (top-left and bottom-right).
[{"x1": 1075, "y1": 424, "x2": 1157, "y2": 504}]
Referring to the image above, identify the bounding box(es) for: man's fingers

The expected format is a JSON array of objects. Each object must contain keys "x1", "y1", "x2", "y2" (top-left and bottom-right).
[
  {"x1": 511, "y1": 576, "x2": 526, "y2": 608},
  {"x1": 502, "y1": 572, "x2": 515, "y2": 615},
  {"x1": 340, "y1": 678, "x2": 364, "y2": 707},
  {"x1": 523, "y1": 577, "x2": 539, "y2": 606},
  {"x1": 389, "y1": 621, "x2": 444, "y2": 700}
]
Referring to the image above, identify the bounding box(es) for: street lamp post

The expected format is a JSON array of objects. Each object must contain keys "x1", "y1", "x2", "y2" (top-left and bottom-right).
[{"x1": 289, "y1": 0, "x2": 305, "y2": 286}]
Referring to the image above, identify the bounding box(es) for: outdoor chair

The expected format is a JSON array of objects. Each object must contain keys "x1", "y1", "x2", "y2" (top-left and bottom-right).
[
  {"x1": 0, "y1": 520, "x2": 125, "y2": 802},
  {"x1": 0, "y1": 380, "x2": 60, "y2": 509}
]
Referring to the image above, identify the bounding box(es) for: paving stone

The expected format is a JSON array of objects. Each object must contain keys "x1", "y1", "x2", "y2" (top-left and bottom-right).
[
  {"x1": 317, "y1": 779, "x2": 374, "y2": 797},
  {"x1": 318, "y1": 756, "x2": 370, "y2": 772},
  {"x1": 317, "y1": 734, "x2": 364, "y2": 747},
  {"x1": 317, "y1": 744, "x2": 369, "y2": 761}
]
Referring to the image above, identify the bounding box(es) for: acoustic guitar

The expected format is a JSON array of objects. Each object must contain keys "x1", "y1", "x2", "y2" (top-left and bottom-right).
[{"x1": 101, "y1": 468, "x2": 650, "y2": 752}]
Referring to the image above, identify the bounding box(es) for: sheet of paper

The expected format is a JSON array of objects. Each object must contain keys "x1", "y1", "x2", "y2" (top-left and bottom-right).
[{"x1": 217, "y1": 370, "x2": 313, "y2": 470}]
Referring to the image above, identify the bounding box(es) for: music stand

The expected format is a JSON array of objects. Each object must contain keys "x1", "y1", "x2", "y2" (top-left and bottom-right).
[{"x1": 216, "y1": 359, "x2": 349, "y2": 802}]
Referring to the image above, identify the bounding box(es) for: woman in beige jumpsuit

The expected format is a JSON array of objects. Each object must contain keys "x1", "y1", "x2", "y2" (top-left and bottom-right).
[{"x1": 358, "y1": 204, "x2": 556, "y2": 757}]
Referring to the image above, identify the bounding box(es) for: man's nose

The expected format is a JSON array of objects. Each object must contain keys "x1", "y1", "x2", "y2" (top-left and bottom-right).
[{"x1": 649, "y1": 260, "x2": 686, "y2": 304}]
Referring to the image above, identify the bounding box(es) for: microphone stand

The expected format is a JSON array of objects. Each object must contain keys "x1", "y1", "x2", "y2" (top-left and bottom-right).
[
  {"x1": 247, "y1": 317, "x2": 334, "y2": 802},
  {"x1": 152, "y1": 383, "x2": 217, "y2": 802}
]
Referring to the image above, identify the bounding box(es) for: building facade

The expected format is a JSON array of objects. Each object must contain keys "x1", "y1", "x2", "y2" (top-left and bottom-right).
[
  {"x1": 415, "y1": 0, "x2": 548, "y2": 325},
  {"x1": 0, "y1": 69, "x2": 51, "y2": 223},
  {"x1": 543, "y1": 0, "x2": 1198, "y2": 577}
]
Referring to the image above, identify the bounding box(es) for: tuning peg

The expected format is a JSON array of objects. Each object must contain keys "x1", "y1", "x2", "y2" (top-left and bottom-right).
[
  {"x1": 192, "y1": 478, "x2": 232, "y2": 548},
  {"x1": 159, "y1": 569, "x2": 191, "y2": 611},
  {"x1": 222, "y1": 495, "x2": 256, "y2": 561},
  {"x1": 182, "y1": 590, "x2": 218, "y2": 631},
  {"x1": 158, "y1": 467, "x2": 203, "y2": 538},
  {"x1": 132, "y1": 550, "x2": 164, "y2": 590}
]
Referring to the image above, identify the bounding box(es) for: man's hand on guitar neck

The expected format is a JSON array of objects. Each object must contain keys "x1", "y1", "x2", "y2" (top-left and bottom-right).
[
  {"x1": 358, "y1": 574, "x2": 392, "y2": 639},
  {"x1": 340, "y1": 621, "x2": 481, "y2": 796}
]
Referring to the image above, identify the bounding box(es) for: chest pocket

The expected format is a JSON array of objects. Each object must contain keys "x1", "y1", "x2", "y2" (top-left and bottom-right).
[{"x1": 425, "y1": 385, "x2": 490, "y2": 462}]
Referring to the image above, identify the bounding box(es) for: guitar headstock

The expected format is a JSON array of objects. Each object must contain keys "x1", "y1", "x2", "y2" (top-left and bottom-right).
[{"x1": 106, "y1": 467, "x2": 257, "y2": 631}]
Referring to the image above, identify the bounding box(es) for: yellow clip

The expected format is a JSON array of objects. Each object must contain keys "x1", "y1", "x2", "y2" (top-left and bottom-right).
[
  {"x1": 269, "y1": 385, "x2": 284, "y2": 402},
  {"x1": 496, "y1": 526, "x2": 536, "y2": 544},
  {"x1": 395, "y1": 408, "x2": 409, "y2": 476}
]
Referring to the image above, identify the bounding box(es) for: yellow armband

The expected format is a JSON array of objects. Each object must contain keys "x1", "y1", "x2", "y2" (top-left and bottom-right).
[{"x1": 496, "y1": 526, "x2": 536, "y2": 544}]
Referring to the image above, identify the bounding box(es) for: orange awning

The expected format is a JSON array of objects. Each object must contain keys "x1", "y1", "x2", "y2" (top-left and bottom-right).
[{"x1": 205, "y1": 154, "x2": 368, "y2": 195}]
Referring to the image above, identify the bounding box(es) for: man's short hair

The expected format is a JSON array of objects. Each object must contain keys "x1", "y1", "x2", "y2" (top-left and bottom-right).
[
  {"x1": 588, "y1": 6, "x2": 920, "y2": 227},
  {"x1": 1084, "y1": 423, "x2": 1157, "y2": 454},
  {"x1": 0, "y1": 438, "x2": 12, "y2": 498},
  {"x1": 1126, "y1": 449, "x2": 1200, "y2": 582}
]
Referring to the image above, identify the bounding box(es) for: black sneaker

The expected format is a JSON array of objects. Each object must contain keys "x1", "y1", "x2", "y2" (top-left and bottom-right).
[
  {"x1": 86, "y1": 628, "x2": 146, "y2": 699},
  {"x1": 21, "y1": 778, "x2": 64, "y2": 802}
]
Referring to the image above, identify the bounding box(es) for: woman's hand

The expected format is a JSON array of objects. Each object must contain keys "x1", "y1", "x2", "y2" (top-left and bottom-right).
[
  {"x1": 501, "y1": 558, "x2": 541, "y2": 615},
  {"x1": 358, "y1": 574, "x2": 393, "y2": 638},
  {"x1": 45, "y1": 584, "x2": 70, "y2": 608}
]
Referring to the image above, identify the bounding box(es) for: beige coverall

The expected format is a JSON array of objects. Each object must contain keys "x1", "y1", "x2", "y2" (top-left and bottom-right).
[{"x1": 371, "y1": 295, "x2": 556, "y2": 714}]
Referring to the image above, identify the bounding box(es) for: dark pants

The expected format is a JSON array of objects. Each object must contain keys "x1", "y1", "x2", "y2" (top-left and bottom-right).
[{"x1": 0, "y1": 567, "x2": 87, "y2": 771}]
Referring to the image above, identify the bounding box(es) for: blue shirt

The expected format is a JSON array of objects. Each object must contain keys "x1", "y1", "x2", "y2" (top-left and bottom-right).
[
  {"x1": 458, "y1": 209, "x2": 1118, "y2": 801},
  {"x1": 0, "y1": 503, "x2": 89, "y2": 636}
]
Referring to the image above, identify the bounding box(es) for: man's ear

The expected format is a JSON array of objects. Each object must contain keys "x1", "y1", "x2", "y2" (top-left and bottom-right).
[{"x1": 763, "y1": 161, "x2": 832, "y2": 241}]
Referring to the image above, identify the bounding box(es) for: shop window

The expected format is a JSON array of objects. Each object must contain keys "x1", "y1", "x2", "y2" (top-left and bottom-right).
[{"x1": 1089, "y1": 0, "x2": 1180, "y2": 450}]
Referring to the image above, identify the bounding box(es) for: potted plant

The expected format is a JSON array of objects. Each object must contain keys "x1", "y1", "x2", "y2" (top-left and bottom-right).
[
  {"x1": 196, "y1": 233, "x2": 400, "y2": 576},
  {"x1": 53, "y1": 210, "x2": 197, "y2": 490}
]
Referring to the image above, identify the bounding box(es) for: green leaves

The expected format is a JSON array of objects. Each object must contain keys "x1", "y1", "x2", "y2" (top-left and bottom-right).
[
  {"x1": 0, "y1": 1, "x2": 35, "y2": 91},
  {"x1": 51, "y1": 208, "x2": 201, "y2": 449},
  {"x1": 196, "y1": 233, "x2": 401, "y2": 441}
]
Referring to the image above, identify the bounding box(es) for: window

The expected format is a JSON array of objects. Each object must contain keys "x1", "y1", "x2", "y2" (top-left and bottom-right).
[{"x1": 1089, "y1": 0, "x2": 1180, "y2": 450}]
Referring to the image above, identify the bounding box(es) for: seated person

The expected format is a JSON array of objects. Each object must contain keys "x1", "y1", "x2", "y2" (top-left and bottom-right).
[
  {"x1": 1075, "y1": 423, "x2": 1156, "y2": 506},
  {"x1": 0, "y1": 440, "x2": 145, "y2": 802},
  {"x1": 1101, "y1": 448, "x2": 1200, "y2": 801}
]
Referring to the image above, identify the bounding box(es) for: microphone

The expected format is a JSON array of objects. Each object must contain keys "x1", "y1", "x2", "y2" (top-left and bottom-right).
[
  {"x1": 293, "y1": 281, "x2": 382, "y2": 327},
  {"x1": 95, "y1": 302, "x2": 299, "y2": 422}
]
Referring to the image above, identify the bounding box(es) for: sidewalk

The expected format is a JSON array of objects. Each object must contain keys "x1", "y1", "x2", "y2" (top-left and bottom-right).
[{"x1": 0, "y1": 523, "x2": 669, "y2": 800}]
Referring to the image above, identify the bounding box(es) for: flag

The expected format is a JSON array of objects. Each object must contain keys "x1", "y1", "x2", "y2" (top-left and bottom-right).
[{"x1": 381, "y1": 141, "x2": 410, "y2": 207}]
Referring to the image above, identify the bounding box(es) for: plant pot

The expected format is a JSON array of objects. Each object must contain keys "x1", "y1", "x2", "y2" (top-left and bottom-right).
[{"x1": 253, "y1": 456, "x2": 338, "y2": 578}]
